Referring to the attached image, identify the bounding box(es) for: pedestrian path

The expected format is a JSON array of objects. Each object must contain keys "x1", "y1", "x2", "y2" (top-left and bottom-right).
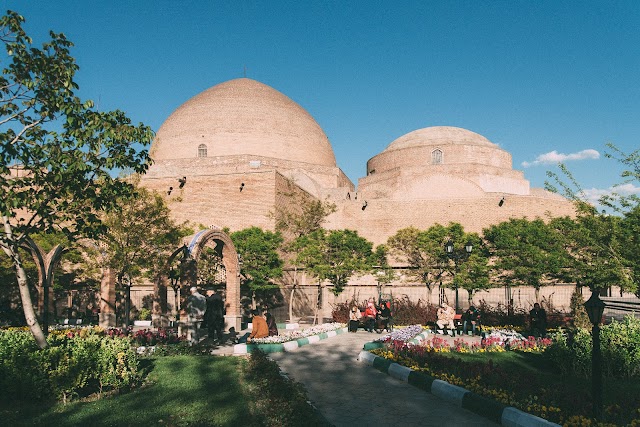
[{"x1": 268, "y1": 331, "x2": 497, "y2": 427}]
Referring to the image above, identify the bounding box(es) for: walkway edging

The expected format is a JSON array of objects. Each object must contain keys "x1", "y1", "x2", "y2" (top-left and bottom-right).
[
  {"x1": 234, "y1": 327, "x2": 348, "y2": 354},
  {"x1": 358, "y1": 349, "x2": 560, "y2": 427}
]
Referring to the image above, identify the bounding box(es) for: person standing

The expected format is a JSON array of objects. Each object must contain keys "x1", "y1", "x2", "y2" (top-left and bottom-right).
[
  {"x1": 205, "y1": 290, "x2": 225, "y2": 343},
  {"x1": 529, "y1": 303, "x2": 547, "y2": 337},
  {"x1": 377, "y1": 301, "x2": 392, "y2": 332},
  {"x1": 186, "y1": 286, "x2": 206, "y2": 344}
]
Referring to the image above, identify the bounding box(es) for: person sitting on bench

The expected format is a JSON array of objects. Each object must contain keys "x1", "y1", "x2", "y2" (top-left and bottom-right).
[
  {"x1": 377, "y1": 301, "x2": 391, "y2": 332},
  {"x1": 348, "y1": 305, "x2": 362, "y2": 332},
  {"x1": 436, "y1": 302, "x2": 455, "y2": 335},
  {"x1": 462, "y1": 305, "x2": 480, "y2": 335},
  {"x1": 363, "y1": 299, "x2": 377, "y2": 332}
]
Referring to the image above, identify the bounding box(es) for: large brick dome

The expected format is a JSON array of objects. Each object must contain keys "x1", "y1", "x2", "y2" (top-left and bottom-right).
[{"x1": 149, "y1": 78, "x2": 337, "y2": 167}]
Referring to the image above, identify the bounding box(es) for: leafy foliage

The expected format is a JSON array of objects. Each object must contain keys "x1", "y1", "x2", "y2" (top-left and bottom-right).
[
  {"x1": 483, "y1": 218, "x2": 568, "y2": 299},
  {"x1": 98, "y1": 187, "x2": 189, "y2": 289},
  {"x1": 292, "y1": 229, "x2": 374, "y2": 296},
  {"x1": 545, "y1": 316, "x2": 640, "y2": 379},
  {"x1": 0, "y1": 11, "x2": 153, "y2": 347},
  {"x1": 0, "y1": 328, "x2": 140, "y2": 402},
  {"x1": 231, "y1": 227, "x2": 284, "y2": 293},
  {"x1": 387, "y1": 225, "x2": 449, "y2": 294}
]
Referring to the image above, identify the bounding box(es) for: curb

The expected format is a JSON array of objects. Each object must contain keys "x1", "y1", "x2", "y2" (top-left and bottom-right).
[
  {"x1": 233, "y1": 327, "x2": 347, "y2": 354},
  {"x1": 358, "y1": 349, "x2": 560, "y2": 427}
]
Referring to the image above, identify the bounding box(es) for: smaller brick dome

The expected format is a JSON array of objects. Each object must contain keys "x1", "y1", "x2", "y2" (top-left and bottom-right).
[
  {"x1": 384, "y1": 126, "x2": 495, "y2": 152},
  {"x1": 367, "y1": 126, "x2": 512, "y2": 175}
]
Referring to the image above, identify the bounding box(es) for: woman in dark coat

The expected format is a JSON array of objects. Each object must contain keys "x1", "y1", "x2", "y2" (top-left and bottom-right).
[{"x1": 264, "y1": 309, "x2": 278, "y2": 336}]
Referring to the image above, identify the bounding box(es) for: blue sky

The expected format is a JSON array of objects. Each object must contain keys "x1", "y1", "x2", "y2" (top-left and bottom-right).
[{"x1": 4, "y1": 1, "x2": 640, "y2": 204}]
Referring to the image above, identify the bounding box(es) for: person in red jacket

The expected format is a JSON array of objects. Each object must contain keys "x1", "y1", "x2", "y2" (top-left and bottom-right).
[{"x1": 363, "y1": 298, "x2": 377, "y2": 333}]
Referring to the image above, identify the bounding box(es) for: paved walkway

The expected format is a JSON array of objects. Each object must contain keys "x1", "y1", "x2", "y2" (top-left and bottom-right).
[{"x1": 269, "y1": 331, "x2": 497, "y2": 427}]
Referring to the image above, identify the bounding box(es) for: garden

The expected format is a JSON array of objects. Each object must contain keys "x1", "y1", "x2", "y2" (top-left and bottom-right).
[
  {"x1": 362, "y1": 313, "x2": 640, "y2": 426},
  {"x1": 0, "y1": 326, "x2": 330, "y2": 426}
]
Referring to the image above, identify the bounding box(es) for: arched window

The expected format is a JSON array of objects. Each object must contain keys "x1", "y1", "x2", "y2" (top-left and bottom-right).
[
  {"x1": 198, "y1": 144, "x2": 207, "y2": 158},
  {"x1": 432, "y1": 149, "x2": 443, "y2": 164}
]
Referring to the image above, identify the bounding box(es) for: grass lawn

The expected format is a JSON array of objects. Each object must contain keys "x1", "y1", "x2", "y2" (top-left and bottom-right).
[{"x1": 0, "y1": 356, "x2": 259, "y2": 426}]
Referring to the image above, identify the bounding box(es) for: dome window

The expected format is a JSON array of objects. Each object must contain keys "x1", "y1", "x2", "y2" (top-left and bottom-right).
[
  {"x1": 431, "y1": 149, "x2": 443, "y2": 165},
  {"x1": 198, "y1": 144, "x2": 208, "y2": 158}
]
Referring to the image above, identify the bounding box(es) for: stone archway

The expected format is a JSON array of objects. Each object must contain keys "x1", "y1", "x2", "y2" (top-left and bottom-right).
[{"x1": 157, "y1": 228, "x2": 242, "y2": 332}]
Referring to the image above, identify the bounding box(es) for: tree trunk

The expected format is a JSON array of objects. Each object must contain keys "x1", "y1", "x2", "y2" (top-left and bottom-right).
[
  {"x1": 426, "y1": 284, "x2": 433, "y2": 304},
  {"x1": 288, "y1": 285, "x2": 296, "y2": 322},
  {"x1": 2, "y1": 217, "x2": 48, "y2": 348},
  {"x1": 313, "y1": 282, "x2": 321, "y2": 326}
]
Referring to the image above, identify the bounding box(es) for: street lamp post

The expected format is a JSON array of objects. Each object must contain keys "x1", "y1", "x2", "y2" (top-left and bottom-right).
[
  {"x1": 123, "y1": 275, "x2": 132, "y2": 329},
  {"x1": 584, "y1": 291, "x2": 606, "y2": 421},
  {"x1": 169, "y1": 267, "x2": 181, "y2": 327},
  {"x1": 444, "y1": 239, "x2": 473, "y2": 313}
]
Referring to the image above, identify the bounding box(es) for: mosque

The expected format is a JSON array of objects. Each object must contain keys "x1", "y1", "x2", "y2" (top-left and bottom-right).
[
  {"x1": 141, "y1": 77, "x2": 574, "y2": 246},
  {"x1": 137, "y1": 77, "x2": 577, "y2": 323}
]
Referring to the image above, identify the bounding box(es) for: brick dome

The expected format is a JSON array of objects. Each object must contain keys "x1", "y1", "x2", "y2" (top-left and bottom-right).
[
  {"x1": 367, "y1": 126, "x2": 512, "y2": 174},
  {"x1": 384, "y1": 126, "x2": 495, "y2": 152},
  {"x1": 150, "y1": 78, "x2": 337, "y2": 167}
]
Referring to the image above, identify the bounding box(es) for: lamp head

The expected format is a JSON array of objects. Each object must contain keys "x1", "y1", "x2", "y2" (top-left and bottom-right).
[
  {"x1": 584, "y1": 291, "x2": 605, "y2": 326},
  {"x1": 445, "y1": 240, "x2": 454, "y2": 254}
]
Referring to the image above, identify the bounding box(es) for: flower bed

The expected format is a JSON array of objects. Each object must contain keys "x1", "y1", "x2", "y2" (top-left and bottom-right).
[
  {"x1": 250, "y1": 322, "x2": 344, "y2": 344},
  {"x1": 367, "y1": 328, "x2": 640, "y2": 425},
  {"x1": 235, "y1": 322, "x2": 346, "y2": 354},
  {"x1": 373, "y1": 324, "x2": 425, "y2": 343}
]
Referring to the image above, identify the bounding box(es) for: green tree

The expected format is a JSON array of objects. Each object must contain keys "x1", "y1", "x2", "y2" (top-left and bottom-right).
[
  {"x1": 600, "y1": 143, "x2": 640, "y2": 212},
  {"x1": 483, "y1": 218, "x2": 568, "y2": 302},
  {"x1": 0, "y1": 12, "x2": 153, "y2": 348},
  {"x1": 272, "y1": 182, "x2": 337, "y2": 320},
  {"x1": 441, "y1": 225, "x2": 490, "y2": 309},
  {"x1": 387, "y1": 225, "x2": 449, "y2": 301},
  {"x1": 292, "y1": 229, "x2": 374, "y2": 297},
  {"x1": 230, "y1": 227, "x2": 284, "y2": 307},
  {"x1": 620, "y1": 204, "x2": 640, "y2": 296},
  {"x1": 550, "y1": 211, "x2": 632, "y2": 294},
  {"x1": 98, "y1": 187, "x2": 188, "y2": 303}
]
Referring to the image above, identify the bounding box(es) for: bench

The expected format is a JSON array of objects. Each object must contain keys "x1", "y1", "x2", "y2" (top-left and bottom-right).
[{"x1": 349, "y1": 312, "x2": 392, "y2": 333}]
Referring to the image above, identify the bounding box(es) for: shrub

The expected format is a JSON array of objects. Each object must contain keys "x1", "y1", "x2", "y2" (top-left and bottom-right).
[
  {"x1": 569, "y1": 288, "x2": 590, "y2": 330},
  {"x1": 0, "y1": 329, "x2": 141, "y2": 402},
  {"x1": 332, "y1": 296, "x2": 438, "y2": 326},
  {"x1": 391, "y1": 296, "x2": 438, "y2": 325},
  {"x1": 545, "y1": 316, "x2": 640, "y2": 379},
  {"x1": 138, "y1": 308, "x2": 152, "y2": 321}
]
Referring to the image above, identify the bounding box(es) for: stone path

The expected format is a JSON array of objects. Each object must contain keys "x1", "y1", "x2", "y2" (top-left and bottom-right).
[{"x1": 269, "y1": 331, "x2": 497, "y2": 427}]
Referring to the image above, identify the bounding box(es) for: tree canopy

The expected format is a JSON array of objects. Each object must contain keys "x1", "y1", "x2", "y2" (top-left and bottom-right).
[
  {"x1": 231, "y1": 227, "x2": 284, "y2": 294},
  {"x1": 292, "y1": 229, "x2": 373, "y2": 296},
  {"x1": 0, "y1": 11, "x2": 153, "y2": 348},
  {"x1": 98, "y1": 186, "x2": 189, "y2": 289},
  {"x1": 483, "y1": 218, "x2": 568, "y2": 300}
]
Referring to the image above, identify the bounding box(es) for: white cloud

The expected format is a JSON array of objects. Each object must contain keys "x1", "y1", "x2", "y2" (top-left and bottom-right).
[
  {"x1": 582, "y1": 183, "x2": 640, "y2": 206},
  {"x1": 522, "y1": 149, "x2": 600, "y2": 167}
]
